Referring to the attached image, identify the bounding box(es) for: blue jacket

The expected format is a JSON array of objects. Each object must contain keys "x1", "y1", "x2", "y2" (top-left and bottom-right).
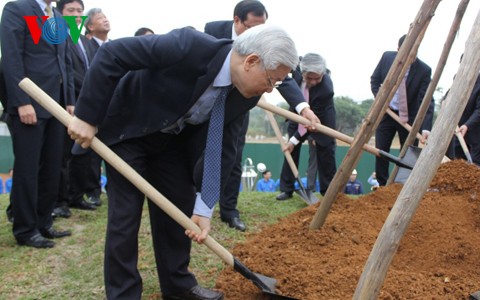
[{"x1": 344, "y1": 180, "x2": 363, "y2": 195}]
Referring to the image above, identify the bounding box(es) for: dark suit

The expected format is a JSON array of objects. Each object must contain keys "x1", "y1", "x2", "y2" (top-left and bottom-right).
[
  {"x1": 67, "y1": 36, "x2": 107, "y2": 206},
  {"x1": 371, "y1": 51, "x2": 434, "y2": 185},
  {"x1": 204, "y1": 20, "x2": 306, "y2": 219},
  {"x1": 74, "y1": 28, "x2": 304, "y2": 299},
  {"x1": 453, "y1": 74, "x2": 480, "y2": 164},
  {"x1": 59, "y1": 35, "x2": 96, "y2": 206},
  {"x1": 70, "y1": 35, "x2": 95, "y2": 98},
  {"x1": 279, "y1": 70, "x2": 337, "y2": 195},
  {"x1": 0, "y1": 0, "x2": 74, "y2": 241}
]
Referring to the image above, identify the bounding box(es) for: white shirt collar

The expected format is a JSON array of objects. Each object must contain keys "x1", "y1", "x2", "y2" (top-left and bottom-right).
[
  {"x1": 92, "y1": 36, "x2": 108, "y2": 47},
  {"x1": 213, "y1": 50, "x2": 233, "y2": 88},
  {"x1": 36, "y1": 0, "x2": 49, "y2": 15}
]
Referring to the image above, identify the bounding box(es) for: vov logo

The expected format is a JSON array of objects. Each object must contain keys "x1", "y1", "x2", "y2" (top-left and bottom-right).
[{"x1": 24, "y1": 15, "x2": 87, "y2": 45}]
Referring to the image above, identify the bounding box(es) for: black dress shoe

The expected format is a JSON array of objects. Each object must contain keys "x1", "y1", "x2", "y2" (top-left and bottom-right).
[
  {"x1": 52, "y1": 206, "x2": 72, "y2": 218},
  {"x1": 163, "y1": 285, "x2": 224, "y2": 300},
  {"x1": 222, "y1": 217, "x2": 246, "y2": 232},
  {"x1": 276, "y1": 192, "x2": 293, "y2": 201},
  {"x1": 70, "y1": 199, "x2": 97, "y2": 210},
  {"x1": 40, "y1": 227, "x2": 72, "y2": 239},
  {"x1": 87, "y1": 196, "x2": 102, "y2": 206},
  {"x1": 17, "y1": 233, "x2": 55, "y2": 248}
]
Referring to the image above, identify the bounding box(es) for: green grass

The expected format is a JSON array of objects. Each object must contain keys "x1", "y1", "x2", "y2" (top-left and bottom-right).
[{"x1": 0, "y1": 192, "x2": 308, "y2": 299}]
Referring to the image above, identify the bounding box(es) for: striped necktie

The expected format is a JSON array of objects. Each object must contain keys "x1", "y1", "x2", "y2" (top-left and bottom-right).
[
  {"x1": 201, "y1": 85, "x2": 232, "y2": 208},
  {"x1": 45, "y1": 5, "x2": 53, "y2": 18}
]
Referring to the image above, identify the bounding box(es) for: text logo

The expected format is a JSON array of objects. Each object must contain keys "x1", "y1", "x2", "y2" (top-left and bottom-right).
[{"x1": 24, "y1": 16, "x2": 87, "y2": 45}]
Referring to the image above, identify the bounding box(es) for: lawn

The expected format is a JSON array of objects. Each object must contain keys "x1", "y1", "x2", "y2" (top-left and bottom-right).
[{"x1": 0, "y1": 191, "x2": 307, "y2": 299}]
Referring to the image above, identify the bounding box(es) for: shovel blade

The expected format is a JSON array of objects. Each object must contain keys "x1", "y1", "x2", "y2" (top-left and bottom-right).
[
  {"x1": 233, "y1": 258, "x2": 299, "y2": 300},
  {"x1": 394, "y1": 145, "x2": 422, "y2": 183},
  {"x1": 294, "y1": 178, "x2": 318, "y2": 205}
]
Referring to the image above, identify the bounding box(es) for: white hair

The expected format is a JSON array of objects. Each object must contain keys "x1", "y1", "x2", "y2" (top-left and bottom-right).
[
  {"x1": 300, "y1": 53, "x2": 327, "y2": 75},
  {"x1": 233, "y1": 24, "x2": 299, "y2": 70}
]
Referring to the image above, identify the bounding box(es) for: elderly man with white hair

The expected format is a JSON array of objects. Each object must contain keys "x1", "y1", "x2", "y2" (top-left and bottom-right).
[{"x1": 276, "y1": 53, "x2": 337, "y2": 200}]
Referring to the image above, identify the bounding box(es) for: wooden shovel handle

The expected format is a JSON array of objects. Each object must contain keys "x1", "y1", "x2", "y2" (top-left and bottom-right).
[
  {"x1": 385, "y1": 108, "x2": 425, "y2": 143},
  {"x1": 18, "y1": 78, "x2": 235, "y2": 267},
  {"x1": 455, "y1": 126, "x2": 473, "y2": 163},
  {"x1": 263, "y1": 98, "x2": 299, "y2": 178},
  {"x1": 256, "y1": 98, "x2": 381, "y2": 157}
]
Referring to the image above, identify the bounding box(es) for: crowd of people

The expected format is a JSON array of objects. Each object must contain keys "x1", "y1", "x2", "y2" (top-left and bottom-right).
[{"x1": 0, "y1": 0, "x2": 478, "y2": 299}]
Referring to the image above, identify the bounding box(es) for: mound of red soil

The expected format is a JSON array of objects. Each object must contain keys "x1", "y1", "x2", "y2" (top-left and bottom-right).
[{"x1": 215, "y1": 160, "x2": 480, "y2": 299}]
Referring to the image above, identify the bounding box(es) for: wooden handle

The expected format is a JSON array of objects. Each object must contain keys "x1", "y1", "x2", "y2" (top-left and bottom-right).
[
  {"x1": 455, "y1": 126, "x2": 473, "y2": 163},
  {"x1": 263, "y1": 97, "x2": 299, "y2": 178},
  {"x1": 256, "y1": 98, "x2": 381, "y2": 157},
  {"x1": 385, "y1": 108, "x2": 425, "y2": 143},
  {"x1": 18, "y1": 78, "x2": 235, "y2": 267}
]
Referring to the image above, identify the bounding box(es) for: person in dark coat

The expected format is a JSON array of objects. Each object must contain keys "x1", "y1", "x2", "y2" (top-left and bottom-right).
[
  {"x1": 276, "y1": 53, "x2": 337, "y2": 199},
  {"x1": 370, "y1": 34, "x2": 434, "y2": 186}
]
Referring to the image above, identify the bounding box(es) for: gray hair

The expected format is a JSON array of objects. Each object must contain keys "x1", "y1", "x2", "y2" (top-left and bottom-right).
[
  {"x1": 233, "y1": 24, "x2": 298, "y2": 70},
  {"x1": 300, "y1": 53, "x2": 327, "y2": 75},
  {"x1": 85, "y1": 8, "x2": 103, "y2": 30}
]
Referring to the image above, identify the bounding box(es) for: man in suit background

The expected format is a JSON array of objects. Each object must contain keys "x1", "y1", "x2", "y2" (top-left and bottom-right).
[
  {"x1": 370, "y1": 34, "x2": 434, "y2": 186},
  {"x1": 67, "y1": 24, "x2": 318, "y2": 300},
  {"x1": 204, "y1": 0, "x2": 314, "y2": 231},
  {"x1": 0, "y1": 0, "x2": 74, "y2": 248},
  {"x1": 85, "y1": 7, "x2": 110, "y2": 50},
  {"x1": 67, "y1": 7, "x2": 112, "y2": 208},
  {"x1": 203, "y1": 0, "x2": 268, "y2": 232},
  {"x1": 276, "y1": 53, "x2": 337, "y2": 199},
  {"x1": 54, "y1": 0, "x2": 98, "y2": 218}
]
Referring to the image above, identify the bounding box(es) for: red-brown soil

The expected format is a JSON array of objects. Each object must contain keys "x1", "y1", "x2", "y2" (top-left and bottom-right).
[{"x1": 215, "y1": 160, "x2": 480, "y2": 299}]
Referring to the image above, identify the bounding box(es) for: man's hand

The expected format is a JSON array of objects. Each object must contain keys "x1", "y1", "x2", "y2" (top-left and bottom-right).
[
  {"x1": 300, "y1": 107, "x2": 320, "y2": 131},
  {"x1": 458, "y1": 125, "x2": 468, "y2": 137},
  {"x1": 284, "y1": 141, "x2": 294, "y2": 153},
  {"x1": 186, "y1": 215, "x2": 211, "y2": 244},
  {"x1": 421, "y1": 130, "x2": 430, "y2": 144},
  {"x1": 18, "y1": 104, "x2": 37, "y2": 125},
  {"x1": 66, "y1": 105, "x2": 75, "y2": 116},
  {"x1": 68, "y1": 116, "x2": 97, "y2": 148}
]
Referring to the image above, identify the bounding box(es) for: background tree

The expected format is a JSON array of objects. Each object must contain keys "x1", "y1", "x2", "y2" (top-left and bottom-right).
[{"x1": 335, "y1": 96, "x2": 364, "y2": 136}]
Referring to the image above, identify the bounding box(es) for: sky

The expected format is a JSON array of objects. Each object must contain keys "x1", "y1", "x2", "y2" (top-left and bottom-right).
[{"x1": 1, "y1": 0, "x2": 479, "y2": 102}]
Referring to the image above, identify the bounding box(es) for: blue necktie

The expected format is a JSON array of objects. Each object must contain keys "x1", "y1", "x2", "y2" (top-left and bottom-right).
[{"x1": 201, "y1": 86, "x2": 232, "y2": 208}]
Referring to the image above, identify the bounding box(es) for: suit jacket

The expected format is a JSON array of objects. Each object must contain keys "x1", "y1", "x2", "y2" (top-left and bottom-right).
[
  {"x1": 370, "y1": 51, "x2": 434, "y2": 131},
  {"x1": 290, "y1": 69, "x2": 336, "y2": 146},
  {"x1": 69, "y1": 35, "x2": 95, "y2": 98},
  {"x1": 0, "y1": 0, "x2": 75, "y2": 118},
  {"x1": 461, "y1": 74, "x2": 480, "y2": 145},
  {"x1": 204, "y1": 20, "x2": 233, "y2": 39}
]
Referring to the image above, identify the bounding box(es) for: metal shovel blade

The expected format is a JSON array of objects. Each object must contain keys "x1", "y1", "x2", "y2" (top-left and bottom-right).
[
  {"x1": 469, "y1": 291, "x2": 480, "y2": 300},
  {"x1": 234, "y1": 258, "x2": 299, "y2": 300},
  {"x1": 394, "y1": 145, "x2": 422, "y2": 184},
  {"x1": 294, "y1": 178, "x2": 318, "y2": 205}
]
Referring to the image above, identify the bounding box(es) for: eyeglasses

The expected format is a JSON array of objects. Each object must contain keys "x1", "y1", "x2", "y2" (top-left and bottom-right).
[{"x1": 265, "y1": 70, "x2": 282, "y2": 89}]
